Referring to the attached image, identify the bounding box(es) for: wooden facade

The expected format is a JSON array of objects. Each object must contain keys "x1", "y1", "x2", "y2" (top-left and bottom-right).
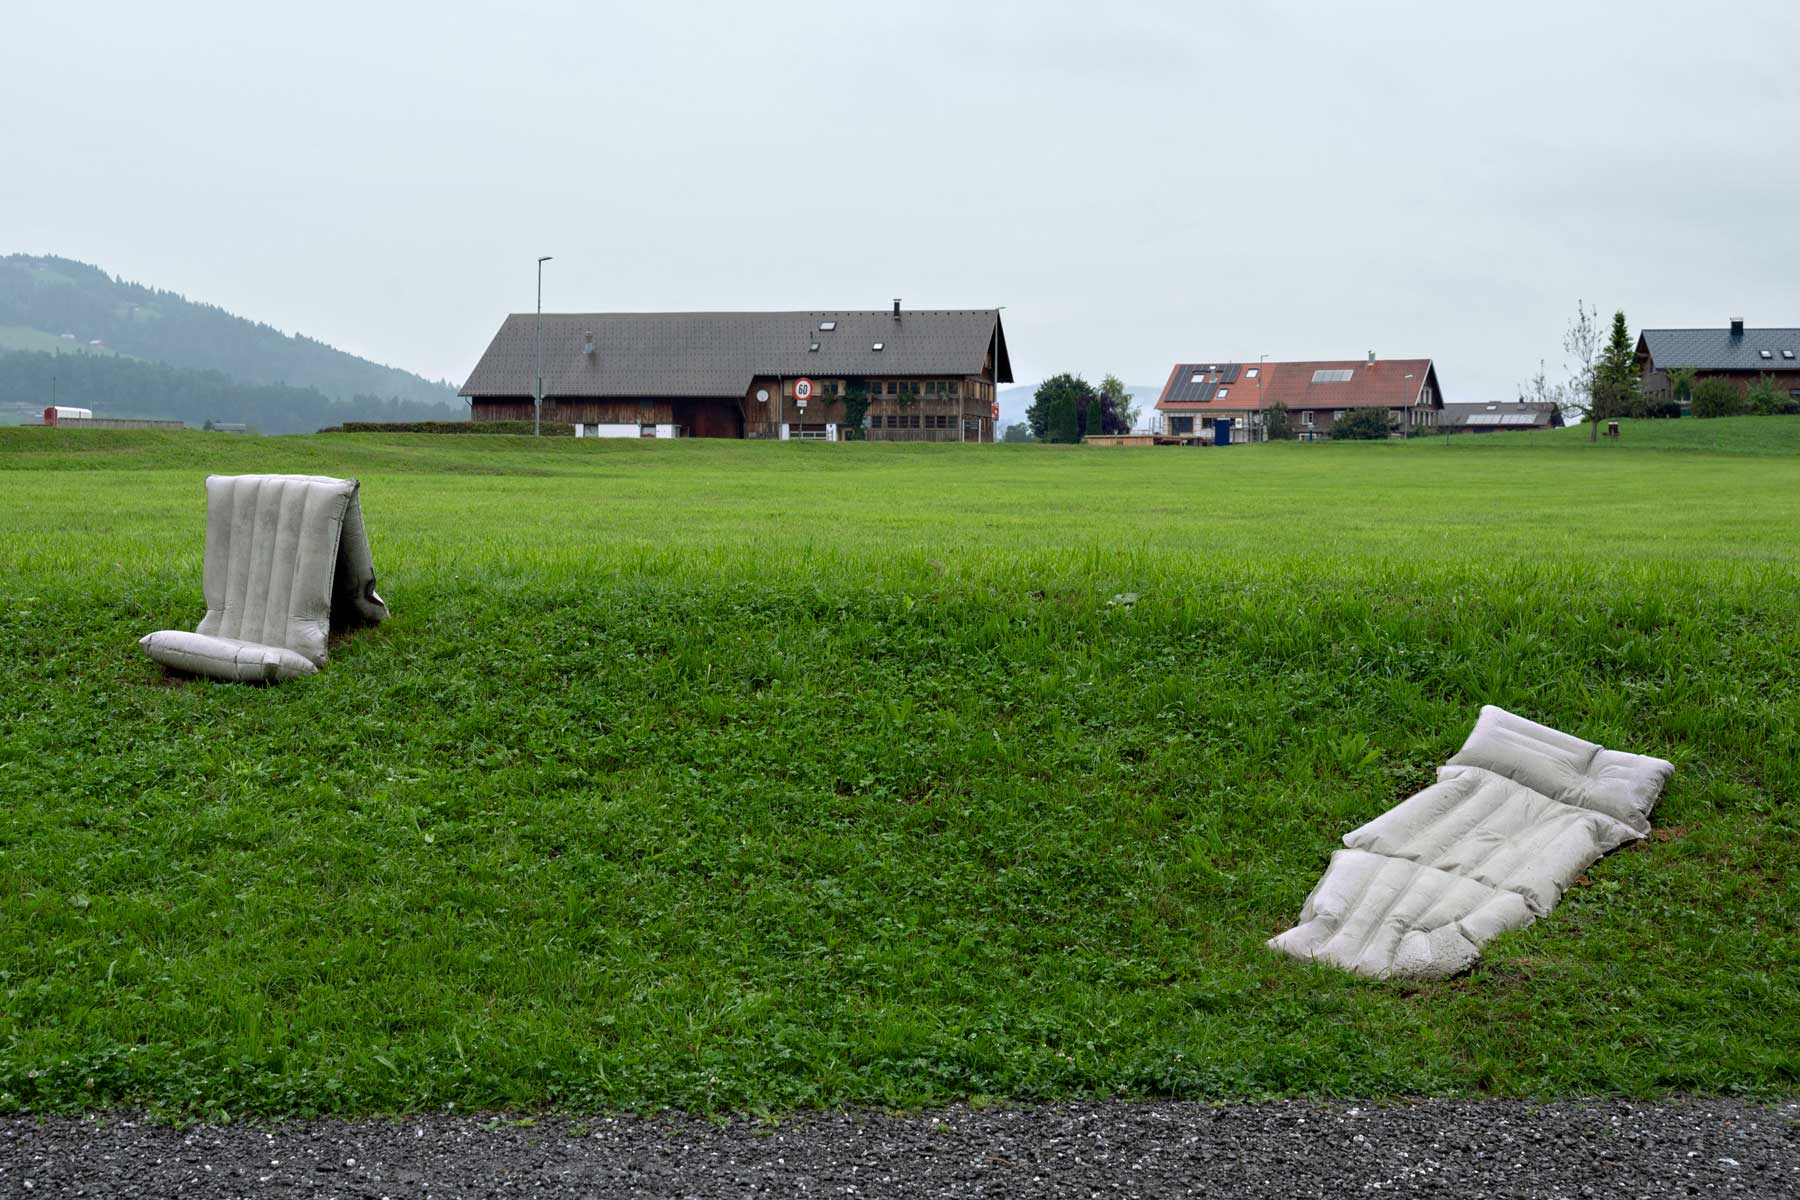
[
  {"x1": 461, "y1": 308, "x2": 1012, "y2": 443},
  {"x1": 473, "y1": 378, "x2": 999, "y2": 441},
  {"x1": 740, "y1": 374, "x2": 999, "y2": 441}
]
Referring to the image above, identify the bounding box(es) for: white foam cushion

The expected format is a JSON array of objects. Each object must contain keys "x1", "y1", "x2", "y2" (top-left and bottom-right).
[
  {"x1": 138, "y1": 631, "x2": 318, "y2": 682},
  {"x1": 1446, "y1": 705, "x2": 1672, "y2": 836},
  {"x1": 1347, "y1": 766, "x2": 1641, "y2": 915},
  {"x1": 1271, "y1": 707, "x2": 1672, "y2": 979},
  {"x1": 141, "y1": 474, "x2": 388, "y2": 683},
  {"x1": 1269, "y1": 849, "x2": 1535, "y2": 980}
]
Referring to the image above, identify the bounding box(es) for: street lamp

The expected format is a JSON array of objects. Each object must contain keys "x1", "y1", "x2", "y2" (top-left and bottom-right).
[
  {"x1": 535, "y1": 255, "x2": 553, "y2": 436},
  {"x1": 1259, "y1": 353, "x2": 1268, "y2": 441}
]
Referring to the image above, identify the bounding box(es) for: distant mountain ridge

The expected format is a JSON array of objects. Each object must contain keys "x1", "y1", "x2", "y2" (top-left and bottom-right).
[
  {"x1": 0, "y1": 351, "x2": 465, "y2": 434},
  {"x1": 0, "y1": 255, "x2": 456, "y2": 408}
]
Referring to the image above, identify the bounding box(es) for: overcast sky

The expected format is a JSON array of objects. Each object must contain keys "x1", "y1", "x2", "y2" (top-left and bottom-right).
[{"x1": 5, "y1": 1, "x2": 1797, "y2": 401}]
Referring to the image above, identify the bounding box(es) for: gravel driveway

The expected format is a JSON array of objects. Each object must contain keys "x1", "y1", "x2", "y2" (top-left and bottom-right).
[{"x1": 3, "y1": 1099, "x2": 1795, "y2": 1198}]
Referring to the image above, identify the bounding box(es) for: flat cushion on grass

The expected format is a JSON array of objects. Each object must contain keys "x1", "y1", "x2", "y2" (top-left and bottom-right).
[
  {"x1": 137, "y1": 631, "x2": 319, "y2": 683},
  {"x1": 1270, "y1": 706, "x2": 1673, "y2": 979},
  {"x1": 140, "y1": 474, "x2": 389, "y2": 683}
]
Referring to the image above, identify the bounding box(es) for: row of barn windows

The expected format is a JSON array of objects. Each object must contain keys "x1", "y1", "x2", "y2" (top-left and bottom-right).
[
  {"x1": 869, "y1": 414, "x2": 968, "y2": 429},
  {"x1": 794, "y1": 381, "x2": 966, "y2": 398}
]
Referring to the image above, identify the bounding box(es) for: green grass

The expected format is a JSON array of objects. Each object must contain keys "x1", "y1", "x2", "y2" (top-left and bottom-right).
[
  {"x1": 1, "y1": 420, "x2": 1796, "y2": 1118},
  {"x1": 0, "y1": 325, "x2": 119, "y2": 356}
]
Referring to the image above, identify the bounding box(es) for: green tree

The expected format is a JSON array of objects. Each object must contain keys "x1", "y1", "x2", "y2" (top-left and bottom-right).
[
  {"x1": 1690, "y1": 376, "x2": 1744, "y2": 419},
  {"x1": 839, "y1": 380, "x2": 871, "y2": 439},
  {"x1": 1330, "y1": 408, "x2": 1394, "y2": 440},
  {"x1": 1592, "y1": 310, "x2": 1640, "y2": 422},
  {"x1": 1099, "y1": 375, "x2": 1138, "y2": 432},
  {"x1": 1264, "y1": 402, "x2": 1292, "y2": 440},
  {"x1": 1556, "y1": 301, "x2": 1603, "y2": 441},
  {"x1": 1001, "y1": 422, "x2": 1036, "y2": 443},
  {"x1": 1666, "y1": 367, "x2": 1696, "y2": 414},
  {"x1": 1027, "y1": 373, "x2": 1090, "y2": 443}
]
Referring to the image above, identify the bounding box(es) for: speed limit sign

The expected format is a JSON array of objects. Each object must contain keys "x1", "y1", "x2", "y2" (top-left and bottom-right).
[{"x1": 793, "y1": 378, "x2": 815, "y2": 404}]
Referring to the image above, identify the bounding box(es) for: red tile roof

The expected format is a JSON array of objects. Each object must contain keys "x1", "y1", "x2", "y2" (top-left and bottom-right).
[{"x1": 1155, "y1": 359, "x2": 1439, "y2": 412}]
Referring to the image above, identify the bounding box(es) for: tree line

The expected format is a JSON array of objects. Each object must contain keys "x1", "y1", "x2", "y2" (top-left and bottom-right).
[
  {"x1": 0, "y1": 350, "x2": 464, "y2": 434},
  {"x1": 1010, "y1": 374, "x2": 1138, "y2": 442}
]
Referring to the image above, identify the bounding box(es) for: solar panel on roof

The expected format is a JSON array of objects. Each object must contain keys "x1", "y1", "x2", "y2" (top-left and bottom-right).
[
  {"x1": 1221, "y1": 364, "x2": 1241, "y2": 384},
  {"x1": 1500, "y1": 413, "x2": 1538, "y2": 426},
  {"x1": 1312, "y1": 369, "x2": 1354, "y2": 384},
  {"x1": 1466, "y1": 413, "x2": 1505, "y2": 425}
]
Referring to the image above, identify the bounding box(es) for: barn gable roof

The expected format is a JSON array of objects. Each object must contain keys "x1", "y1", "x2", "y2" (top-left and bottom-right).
[{"x1": 460, "y1": 309, "x2": 1011, "y2": 399}]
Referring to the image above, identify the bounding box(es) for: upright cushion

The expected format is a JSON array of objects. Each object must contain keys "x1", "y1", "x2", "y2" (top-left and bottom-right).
[{"x1": 140, "y1": 474, "x2": 388, "y2": 683}]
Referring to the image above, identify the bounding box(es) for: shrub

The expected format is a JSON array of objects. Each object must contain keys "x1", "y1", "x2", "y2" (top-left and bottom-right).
[
  {"x1": 1690, "y1": 378, "x2": 1745, "y2": 419},
  {"x1": 1743, "y1": 375, "x2": 1799, "y2": 416},
  {"x1": 1330, "y1": 408, "x2": 1396, "y2": 440},
  {"x1": 320, "y1": 420, "x2": 575, "y2": 436}
]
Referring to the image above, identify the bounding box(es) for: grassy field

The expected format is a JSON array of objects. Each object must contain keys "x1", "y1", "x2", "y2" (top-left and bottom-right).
[
  {"x1": 0, "y1": 326, "x2": 119, "y2": 356},
  {"x1": 1, "y1": 420, "x2": 1796, "y2": 1118}
]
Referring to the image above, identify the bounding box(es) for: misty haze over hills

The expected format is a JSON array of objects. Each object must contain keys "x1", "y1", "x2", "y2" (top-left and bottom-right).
[{"x1": 0, "y1": 255, "x2": 459, "y2": 431}]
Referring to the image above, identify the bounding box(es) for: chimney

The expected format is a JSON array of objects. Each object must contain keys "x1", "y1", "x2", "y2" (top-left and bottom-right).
[
  {"x1": 1367, "y1": 350, "x2": 1376, "y2": 365},
  {"x1": 893, "y1": 298, "x2": 902, "y2": 320},
  {"x1": 1729, "y1": 317, "x2": 1745, "y2": 338}
]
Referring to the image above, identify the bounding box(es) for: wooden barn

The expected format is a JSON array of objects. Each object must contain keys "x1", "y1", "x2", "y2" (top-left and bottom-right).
[{"x1": 459, "y1": 302, "x2": 1012, "y2": 441}]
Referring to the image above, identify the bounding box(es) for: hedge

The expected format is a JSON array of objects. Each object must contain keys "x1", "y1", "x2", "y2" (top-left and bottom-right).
[{"x1": 318, "y1": 420, "x2": 575, "y2": 436}]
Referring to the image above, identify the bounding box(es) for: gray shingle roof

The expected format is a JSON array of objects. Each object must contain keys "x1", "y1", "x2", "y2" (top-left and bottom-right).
[
  {"x1": 1639, "y1": 328, "x2": 1800, "y2": 373},
  {"x1": 460, "y1": 310, "x2": 1011, "y2": 398}
]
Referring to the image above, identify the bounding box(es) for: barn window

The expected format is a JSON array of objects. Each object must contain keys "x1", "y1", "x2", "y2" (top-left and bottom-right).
[
  {"x1": 872, "y1": 341, "x2": 884, "y2": 351},
  {"x1": 819, "y1": 321, "x2": 837, "y2": 331},
  {"x1": 1246, "y1": 368, "x2": 1259, "y2": 378},
  {"x1": 1217, "y1": 387, "x2": 1229, "y2": 398},
  {"x1": 1191, "y1": 372, "x2": 1204, "y2": 384}
]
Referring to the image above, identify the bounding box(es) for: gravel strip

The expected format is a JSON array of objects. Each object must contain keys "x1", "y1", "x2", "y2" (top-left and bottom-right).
[{"x1": 2, "y1": 1099, "x2": 1795, "y2": 1198}]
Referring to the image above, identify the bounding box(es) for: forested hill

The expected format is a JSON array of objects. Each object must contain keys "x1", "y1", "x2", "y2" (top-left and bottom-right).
[
  {"x1": 0, "y1": 351, "x2": 461, "y2": 435},
  {"x1": 0, "y1": 255, "x2": 457, "y2": 407}
]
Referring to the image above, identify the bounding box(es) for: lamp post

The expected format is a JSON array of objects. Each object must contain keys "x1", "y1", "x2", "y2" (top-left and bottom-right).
[{"x1": 535, "y1": 255, "x2": 553, "y2": 436}]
